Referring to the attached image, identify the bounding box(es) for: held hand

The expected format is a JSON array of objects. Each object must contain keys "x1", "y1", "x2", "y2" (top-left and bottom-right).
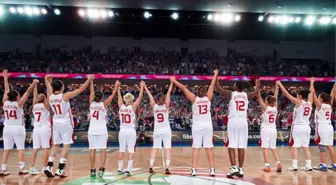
[
  {"x1": 140, "y1": 81, "x2": 146, "y2": 87},
  {"x1": 255, "y1": 79, "x2": 261, "y2": 87},
  {"x1": 276, "y1": 80, "x2": 281, "y2": 86},
  {"x1": 214, "y1": 69, "x2": 219, "y2": 76},
  {"x1": 33, "y1": 79, "x2": 39, "y2": 84},
  {"x1": 88, "y1": 74, "x2": 95, "y2": 81},
  {"x1": 170, "y1": 76, "x2": 176, "y2": 82},
  {"x1": 115, "y1": 80, "x2": 121, "y2": 87},
  {"x1": 2, "y1": 69, "x2": 8, "y2": 77},
  {"x1": 310, "y1": 77, "x2": 315, "y2": 83}
]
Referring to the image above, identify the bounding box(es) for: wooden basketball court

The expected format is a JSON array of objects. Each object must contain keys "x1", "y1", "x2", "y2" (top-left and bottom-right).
[{"x1": 0, "y1": 146, "x2": 335, "y2": 185}]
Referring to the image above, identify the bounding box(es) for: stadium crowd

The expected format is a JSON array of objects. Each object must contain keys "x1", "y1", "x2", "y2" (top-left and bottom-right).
[{"x1": 0, "y1": 49, "x2": 334, "y2": 76}]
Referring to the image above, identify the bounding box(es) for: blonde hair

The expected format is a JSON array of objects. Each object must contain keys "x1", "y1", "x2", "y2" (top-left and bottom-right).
[
  {"x1": 37, "y1": 94, "x2": 46, "y2": 103},
  {"x1": 123, "y1": 93, "x2": 135, "y2": 104}
]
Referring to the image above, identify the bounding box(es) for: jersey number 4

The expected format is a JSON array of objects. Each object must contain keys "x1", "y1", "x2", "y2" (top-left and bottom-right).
[
  {"x1": 235, "y1": 101, "x2": 245, "y2": 111},
  {"x1": 5, "y1": 110, "x2": 17, "y2": 119},
  {"x1": 92, "y1": 111, "x2": 99, "y2": 120}
]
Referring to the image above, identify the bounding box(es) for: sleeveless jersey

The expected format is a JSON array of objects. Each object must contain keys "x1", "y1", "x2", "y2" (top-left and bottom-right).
[
  {"x1": 49, "y1": 93, "x2": 72, "y2": 125},
  {"x1": 3, "y1": 101, "x2": 24, "y2": 126},
  {"x1": 119, "y1": 104, "x2": 136, "y2": 129},
  {"x1": 33, "y1": 103, "x2": 51, "y2": 127},
  {"x1": 315, "y1": 103, "x2": 332, "y2": 125},
  {"x1": 293, "y1": 100, "x2": 312, "y2": 125},
  {"x1": 228, "y1": 91, "x2": 249, "y2": 119},
  {"x1": 261, "y1": 106, "x2": 277, "y2": 128},
  {"x1": 153, "y1": 104, "x2": 171, "y2": 134},
  {"x1": 192, "y1": 96, "x2": 212, "y2": 131},
  {"x1": 89, "y1": 101, "x2": 108, "y2": 135}
]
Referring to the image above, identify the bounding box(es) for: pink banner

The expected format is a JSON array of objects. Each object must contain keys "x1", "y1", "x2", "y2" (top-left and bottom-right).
[{"x1": 1, "y1": 72, "x2": 335, "y2": 82}]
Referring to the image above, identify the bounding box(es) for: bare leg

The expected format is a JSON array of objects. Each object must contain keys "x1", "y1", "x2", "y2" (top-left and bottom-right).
[
  {"x1": 118, "y1": 152, "x2": 124, "y2": 161},
  {"x1": 238, "y1": 149, "x2": 245, "y2": 168},
  {"x1": 327, "y1": 146, "x2": 336, "y2": 163},
  {"x1": 302, "y1": 147, "x2": 311, "y2": 160},
  {"x1": 165, "y1": 148, "x2": 171, "y2": 167},
  {"x1": 100, "y1": 149, "x2": 106, "y2": 168},
  {"x1": 18, "y1": 149, "x2": 25, "y2": 163},
  {"x1": 49, "y1": 144, "x2": 60, "y2": 158},
  {"x1": 292, "y1": 147, "x2": 298, "y2": 160},
  {"x1": 1, "y1": 150, "x2": 11, "y2": 169},
  {"x1": 31, "y1": 149, "x2": 39, "y2": 167},
  {"x1": 128, "y1": 153, "x2": 133, "y2": 161},
  {"x1": 205, "y1": 148, "x2": 214, "y2": 168},
  {"x1": 60, "y1": 144, "x2": 71, "y2": 159},
  {"x1": 263, "y1": 148, "x2": 269, "y2": 164},
  {"x1": 271, "y1": 149, "x2": 280, "y2": 162},
  {"x1": 89, "y1": 149, "x2": 96, "y2": 169},
  {"x1": 192, "y1": 148, "x2": 200, "y2": 168},
  {"x1": 228, "y1": 148, "x2": 236, "y2": 166},
  {"x1": 150, "y1": 148, "x2": 157, "y2": 167},
  {"x1": 42, "y1": 148, "x2": 49, "y2": 168}
]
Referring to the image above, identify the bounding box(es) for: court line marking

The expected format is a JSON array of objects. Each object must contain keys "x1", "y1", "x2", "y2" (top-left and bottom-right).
[
  {"x1": 147, "y1": 172, "x2": 157, "y2": 185},
  {"x1": 103, "y1": 168, "x2": 148, "y2": 185}
]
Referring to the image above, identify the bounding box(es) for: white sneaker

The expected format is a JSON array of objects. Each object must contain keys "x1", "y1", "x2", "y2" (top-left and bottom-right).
[
  {"x1": 210, "y1": 168, "x2": 215, "y2": 177},
  {"x1": 55, "y1": 169, "x2": 67, "y2": 178},
  {"x1": 0, "y1": 170, "x2": 10, "y2": 176},
  {"x1": 288, "y1": 167, "x2": 298, "y2": 172},
  {"x1": 29, "y1": 167, "x2": 39, "y2": 175},
  {"x1": 19, "y1": 168, "x2": 29, "y2": 175},
  {"x1": 227, "y1": 166, "x2": 239, "y2": 178},
  {"x1": 238, "y1": 168, "x2": 244, "y2": 177},
  {"x1": 125, "y1": 170, "x2": 131, "y2": 176},
  {"x1": 44, "y1": 166, "x2": 55, "y2": 178},
  {"x1": 301, "y1": 167, "x2": 313, "y2": 171},
  {"x1": 117, "y1": 170, "x2": 124, "y2": 175},
  {"x1": 191, "y1": 168, "x2": 197, "y2": 176}
]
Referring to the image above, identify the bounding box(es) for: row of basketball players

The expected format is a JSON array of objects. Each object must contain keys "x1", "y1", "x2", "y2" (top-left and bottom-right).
[{"x1": 1, "y1": 69, "x2": 336, "y2": 179}]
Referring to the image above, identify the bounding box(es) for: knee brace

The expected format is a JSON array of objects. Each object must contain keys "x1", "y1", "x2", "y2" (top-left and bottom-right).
[{"x1": 318, "y1": 145, "x2": 326, "y2": 152}]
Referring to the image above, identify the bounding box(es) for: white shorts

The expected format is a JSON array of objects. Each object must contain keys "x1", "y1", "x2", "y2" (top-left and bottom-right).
[
  {"x1": 118, "y1": 128, "x2": 136, "y2": 153},
  {"x1": 53, "y1": 124, "x2": 74, "y2": 145},
  {"x1": 33, "y1": 125, "x2": 52, "y2": 149},
  {"x1": 292, "y1": 124, "x2": 311, "y2": 148},
  {"x1": 153, "y1": 132, "x2": 172, "y2": 149},
  {"x1": 3, "y1": 125, "x2": 26, "y2": 150},
  {"x1": 192, "y1": 127, "x2": 213, "y2": 148},
  {"x1": 260, "y1": 127, "x2": 277, "y2": 149},
  {"x1": 226, "y1": 119, "x2": 248, "y2": 149},
  {"x1": 317, "y1": 124, "x2": 334, "y2": 146},
  {"x1": 88, "y1": 134, "x2": 108, "y2": 149}
]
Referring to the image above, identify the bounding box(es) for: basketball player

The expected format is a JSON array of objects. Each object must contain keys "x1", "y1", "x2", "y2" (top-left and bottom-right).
[
  {"x1": 88, "y1": 80, "x2": 120, "y2": 177},
  {"x1": 117, "y1": 81, "x2": 145, "y2": 176},
  {"x1": 216, "y1": 78, "x2": 260, "y2": 178},
  {"x1": 144, "y1": 82, "x2": 174, "y2": 174},
  {"x1": 29, "y1": 84, "x2": 51, "y2": 175},
  {"x1": 170, "y1": 70, "x2": 218, "y2": 177},
  {"x1": 310, "y1": 78, "x2": 336, "y2": 171},
  {"x1": 256, "y1": 82, "x2": 282, "y2": 172},
  {"x1": 44, "y1": 74, "x2": 95, "y2": 177},
  {"x1": 1, "y1": 69, "x2": 39, "y2": 175},
  {"x1": 276, "y1": 81, "x2": 313, "y2": 171}
]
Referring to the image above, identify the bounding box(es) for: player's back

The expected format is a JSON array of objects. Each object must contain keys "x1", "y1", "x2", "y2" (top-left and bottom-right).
[
  {"x1": 49, "y1": 93, "x2": 71, "y2": 124},
  {"x1": 228, "y1": 91, "x2": 248, "y2": 120},
  {"x1": 3, "y1": 100, "x2": 24, "y2": 126},
  {"x1": 191, "y1": 96, "x2": 212, "y2": 130},
  {"x1": 119, "y1": 104, "x2": 136, "y2": 129},
  {"x1": 293, "y1": 100, "x2": 312, "y2": 125},
  {"x1": 33, "y1": 103, "x2": 51, "y2": 126},
  {"x1": 315, "y1": 103, "x2": 332, "y2": 125},
  {"x1": 261, "y1": 106, "x2": 277, "y2": 128},
  {"x1": 89, "y1": 101, "x2": 108, "y2": 134},
  {"x1": 153, "y1": 104, "x2": 171, "y2": 134}
]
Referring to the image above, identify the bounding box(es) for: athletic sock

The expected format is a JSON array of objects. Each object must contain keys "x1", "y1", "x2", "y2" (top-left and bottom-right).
[
  {"x1": 292, "y1": 160, "x2": 298, "y2": 169},
  {"x1": 58, "y1": 158, "x2": 67, "y2": 170},
  {"x1": 265, "y1": 163, "x2": 270, "y2": 167},
  {"x1": 127, "y1": 160, "x2": 133, "y2": 171},
  {"x1": 276, "y1": 161, "x2": 281, "y2": 164},
  {"x1": 48, "y1": 157, "x2": 55, "y2": 167},
  {"x1": 165, "y1": 160, "x2": 171, "y2": 168},
  {"x1": 19, "y1": 162, "x2": 25, "y2": 170},
  {"x1": 306, "y1": 160, "x2": 311, "y2": 168},
  {"x1": 150, "y1": 159, "x2": 154, "y2": 167},
  {"x1": 2, "y1": 164, "x2": 7, "y2": 171},
  {"x1": 118, "y1": 160, "x2": 123, "y2": 171}
]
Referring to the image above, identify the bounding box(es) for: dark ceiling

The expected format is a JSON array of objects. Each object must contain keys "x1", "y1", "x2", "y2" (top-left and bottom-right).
[{"x1": 2, "y1": 0, "x2": 335, "y2": 15}]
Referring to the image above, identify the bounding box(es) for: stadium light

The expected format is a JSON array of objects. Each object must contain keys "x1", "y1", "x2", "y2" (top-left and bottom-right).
[
  {"x1": 214, "y1": 14, "x2": 220, "y2": 21},
  {"x1": 295, "y1": 17, "x2": 301, "y2": 23},
  {"x1": 0, "y1": 6, "x2": 3, "y2": 16},
  {"x1": 144, "y1": 11, "x2": 152, "y2": 19},
  {"x1": 41, "y1": 8, "x2": 47, "y2": 14},
  {"x1": 333, "y1": 18, "x2": 336, "y2": 24},
  {"x1": 17, "y1": 7, "x2": 24, "y2": 14},
  {"x1": 108, "y1": 10, "x2": 114, "y2": 17},
  {"x1": 268, "y1": 16, "x2": 274, "y2": 23},
  {"x1": 9, "y1": 7, "x2": 16, "y2": 13},
  {"x1": 25, "y1": 7, "x2": 33, "y2": 15},
  {"x1": 171, "y1": 12, "x2": 178, "y2": 20},
  {"x1": 207, "y1": 14, "x2": 213, "y2": 20},
  {"x1": 274, "y1": 16, "x2": 281, "y2": 23},
  {"x1": 288, "y1": 16, "x2": 294, "y2": 23},
  {"x1": 319, "y1": 17, "x2": 331, "y2": 25},
  {"x1": 305, "y1": 16, "x2": 315, "y2": 25},
  {"x1": 258, "y1": 16, "x2": 264, "y2": 22},
  {"x1": 221, "y1": 13, "x2": 233, "y2": 23},
  {"x1": 78, "y1": 9, "x2": 85, "y2": 17},
  {"x1": 33, "y1": 7, "x2": 40, "y2": 15},
  {"x1": 235, "y1": 15, "x2": 241, "y2": 22},
  {"x1": 100, "y1": 10, "x2": 107, "y2": 18},
  {"x1": 54, "y1": 9, "x2": 60, "y2": 15},
  {"x1": 280, "y1": 16, "x2": 288, "y2": 24}
]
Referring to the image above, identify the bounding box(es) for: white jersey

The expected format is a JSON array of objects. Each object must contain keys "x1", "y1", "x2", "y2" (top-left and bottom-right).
[
  {"x1": 192, "y1": 96, "x2": 212, "y2": 131},
  {"x1": 261, "y1": 106, "x2": 277, "y2": 128},
  {"x1": 315, "y1": 103, "x2": 332, "y2": 125},
  {"x1": 49, "y1": 93, "x2": 72, "y2": 125},
  {"x1": 293, "y1": 100, "x2": 312, "y2": 125},
  {"x1": 3, "y1": 101, "x2": 24, "y2": 126},
  {"x1": 153, "y1": 104, "x2": 171, "y2": 134},
  {"x1": 89, "y1": 101, "x2": 108, "y2": 135},
  {"x1": 228, "y1": 91, "x2": 249, "y2": 119},
  {"x1": 119, "y1": 105, "x2": 136, "y2": 129},
  {"x1": 33, "y1": 103, "x2": 51, "y2": 127}
]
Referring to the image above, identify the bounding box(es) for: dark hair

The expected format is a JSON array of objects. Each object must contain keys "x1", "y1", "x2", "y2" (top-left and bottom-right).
[
  {"x1": 319, "y1": 92, "x2": 331, "y2": 104},
  {"x1": 94, "y1": 91, "x2": 103, "y2": 102},
  {"x1": 156, "y1": 93, "x2": 165, "y2": 101},
  {"x1": 198, "y1": 86, "x2": 206, "y2": 94},
  {"x1": 52, "y1": 80, "x2": 64, "y2": 91},
  {"x1": 7, "y1": 90, "x2": 19, "y2": 101},
  {"x1": 297, "y1": 89, "x2": 310, "y2": 99},
  {"x1": 266, "y1": 95, "x2": 276, "y2": 106},
  {"x1": 235, "y1": 81, "x2": 245, "y2": 92}
]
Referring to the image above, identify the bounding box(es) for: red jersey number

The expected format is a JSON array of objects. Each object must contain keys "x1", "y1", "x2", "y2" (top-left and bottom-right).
[
  {"x1": 157, "y1": 113, "x2": 164, "y2": 122},
  {"x1": 235, "y1": 101, "x2": 245, "y2": 111},
  {"x1": 303, "y1": 107, "x2": 311, "y2": 116},
  {"x1": 198, "y1": 105, "x2": 208, "y2": 114},
  {"x1": 35, "y1": 112, "x2": 41, "y2": 122},
  {"x1": 92, "y1": 111, "x2": 99, "y2": 120},
  {"x1": 121, "y1": 114, "x2": 131, "y2": 124},
  {"x1": 52, "y1": 104, "x2": 62, "y2": 115},
  {"x1": 5, "y1": 110, "x2": 17, "y2": 119},
  {"x1": 325, "y1": 111, "x2": 330, "y2": 120},
  {"x1": 268, "y1": 114, "x2": 275, "y2": 124}
]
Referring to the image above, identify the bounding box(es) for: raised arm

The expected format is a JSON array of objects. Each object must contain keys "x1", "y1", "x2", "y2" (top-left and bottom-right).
[
  {"x1": 206, "y1": 69, "x2": 219, "y2": 101},
  {"x1": 215, "y1": 78, "x2": 232, "y2": 98},
  {"x1": 104, "y1": 80, "x2": 120, "y2": 108},
  {"x1": 308, "y1": 78, "x2": 314, "y2": 104},
  {"x1": 310, "y1": 78, "x2": 322, "y2": 109},
  {"x1": 257, "y1": 89, "x2": 267, "y2": 111},
  {"x1": 18, "y1": 80, "x2": 39, "y2": 108},
  {"x1": 63, "y1": 75, "x2": 95, "y2": 101},
  {"x1": 165, "y1": 82, "x2": 174, "y2": 107},
  {"x1": 330, "y1": 81, "x2": 336, "y2": 106},
  {"x1": 33, "y1": 84, "x2": 38, "y2": 106},
  {"x1": 170, "y1": 76, "x2": 196, "y2": 103},
  {"x1": 247, "y1": 79, "x2": 261, "y2": 100},
  {"x1": 276, "y1": 81, "x2": 301, "y2": 105},
  {"x1": 274, "y1": 82, "x2": 279, "y2": 108},
  {"x1": 144, "y1": 85, "x2": 155, "y2": 109},
  {"x1": 89, "y1": 81, "x2": 95, "y2": 105},
  {"x1": 2, "y1": 70, "x2": 9, "y2": 104},
  {"x1": 117, "y1": 85, "x2": 123, "y2": 108},
  {"x1": 132, "y1": 81, "x2": 145, "y2": 110},
  {"x1": 45, "y1": 75, "x2": 53, "y2": 99}
]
